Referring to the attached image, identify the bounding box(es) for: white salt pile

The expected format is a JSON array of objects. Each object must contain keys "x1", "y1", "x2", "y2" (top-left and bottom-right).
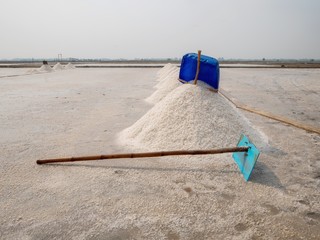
[
  {"x1": 38, "y1": 64, "x2": 53, "y2": 72},
  {"x1": 157, "y1": 64, "x2": 178, "y2": 81},
  {"x1": 119, "y1": 83, "x2": 264, "y2": 152},
  {"x1": 53, "y1": 62, "x2": 64, "y2": 70},
  {"x1": 155, "y1": 67, "x2": 179, "y2": 89},
  {"x1": 146, "y1": 68, "x2": 181, "y2": 104},
  {"x1": 64, "y1": 63, "x2": 76, "y2": 69},
  {"x1": 157, "y1": 63, "x2": 173, "y2": 77}
]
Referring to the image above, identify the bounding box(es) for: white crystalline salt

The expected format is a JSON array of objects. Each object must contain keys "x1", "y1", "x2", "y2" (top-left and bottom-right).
[
  {"x1": 146, "y1": 69, "x2": 181, "y2": 104},
  {"x1": 157, "y1": 63, "x2": 173, "y2": 76},
  {"x1": 119, "y1": 83, "x2": 264, "y2": 152},
  {"x1": 155, "y1": 68, "x2": 179, "y2": 89},
  {"x1": 65, "y1": 63, "x2": 76, "y2": 69},
  {"x1": 53, "y1": 62, "x2": 64, "y2": 70},
  {"x1": 38, "y1": 64, "x2": 53, "y2": 72},
  {"x1": 157, "y1": 66, "x2": 178, "y2": 80}
]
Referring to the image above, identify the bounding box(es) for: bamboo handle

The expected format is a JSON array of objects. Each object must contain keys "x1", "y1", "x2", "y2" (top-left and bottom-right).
[
  {"x1": 194, "y1": 50, "x2": 202, "y2": 85},
  {"x1": 36, "y1": 146, "x2": 249, "y2": 165}
]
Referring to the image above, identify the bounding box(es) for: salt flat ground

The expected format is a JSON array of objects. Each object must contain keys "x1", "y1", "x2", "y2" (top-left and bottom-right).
[
  {"x1": 0, "y1": 67, "x2": 319, "y2": 239},
  {"x1": 221, "y1": 68, "x2": 320, "y2": 129},
  {"x1": 0, "y1": 68, "x2": 34, "y2": 77}
]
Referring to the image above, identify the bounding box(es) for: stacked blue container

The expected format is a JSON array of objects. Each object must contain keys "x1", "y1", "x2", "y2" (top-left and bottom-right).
[{"x1": 179, "y1": 53, "x2": 220, "y2": 90}]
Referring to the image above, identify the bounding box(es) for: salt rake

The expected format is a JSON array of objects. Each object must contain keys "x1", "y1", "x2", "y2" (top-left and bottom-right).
[{"x1": 37, "y1": 134, "x2": 260, "y2": 181}]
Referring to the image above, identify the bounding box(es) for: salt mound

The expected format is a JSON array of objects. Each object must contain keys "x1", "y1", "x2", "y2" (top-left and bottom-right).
[
  {"x1": 65, "y1": 62, "x2": 76, "y2": 69},
  {"x1": 155, "y1": 68, "x2": 179, "y2": 89},
  {"x1": 158, "y1": 65, "x2": 179, "y2": 81},
  {"x1": 146, "y1": 69, "x2": 181, "y2": 104},
  {"x1": 119, "y1": 83, "x2": 264, "y2": 151},
  {"x1": 38, "y1": 64, "x2": 53, "y2": 72},
  {"x1": 157, "y1": 63, "x2": 173, "y2": 76},
  {"x1": 53, "y1": 62, "x2": 64, "y2": 70}
]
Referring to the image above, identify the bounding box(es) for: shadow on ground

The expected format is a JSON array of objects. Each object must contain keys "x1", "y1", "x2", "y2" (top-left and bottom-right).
[
  {"x1": 249, "y1": 161, "x2": 285, "y2": 190},
  {"x1": 47, "y1": 162, "x2": 239, "y2": 175}
]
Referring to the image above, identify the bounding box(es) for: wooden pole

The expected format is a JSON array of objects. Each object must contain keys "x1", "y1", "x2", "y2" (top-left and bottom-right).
[
  {"x1": 194, "y1": 50, "x2": 202, "y2": 85},
  {"x1": 36, "y1": 146, "x2": 249, "y2": 165}
]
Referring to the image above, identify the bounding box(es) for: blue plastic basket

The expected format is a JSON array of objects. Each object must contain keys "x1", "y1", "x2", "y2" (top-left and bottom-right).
[{"x1": 179, "y1": 53, "x2": 220, "y2": 89}]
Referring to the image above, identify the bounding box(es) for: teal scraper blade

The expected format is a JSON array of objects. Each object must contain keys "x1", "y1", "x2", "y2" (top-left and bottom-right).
[{"x1": 232, "y1": 134, "x2": 260, "y2": 181}]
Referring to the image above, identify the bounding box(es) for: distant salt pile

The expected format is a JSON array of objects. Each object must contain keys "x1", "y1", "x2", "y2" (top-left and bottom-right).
[
  {"x1": 119, "y1": 83, "x2": 264, "y2": 151},
  {"x1": 64, "y1": 63, "x2": 76, "y2": 69},
  {"x1": 157, "y1": 63, "x2": 173, "y2": 77},
  {"x1": 53, "y1": 62, "x2": 64, "y2": 70},
  {"x1": 155, "y1": 67, "x2": 179, "y2": 89},
  {"x1": 38, "y1": 64, "x2": 53, "y2": 72},
  {"x1": 157, "y1": 63, "x2": 179, "y2": 81},
  {"x1": 146, "y1": 68, "x2": 181, "y2": 104}
]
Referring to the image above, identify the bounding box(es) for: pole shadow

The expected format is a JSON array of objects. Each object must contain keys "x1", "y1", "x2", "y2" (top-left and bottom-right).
[{"x1": 46, "y1": 162, "x2": 238, "y2": 175}]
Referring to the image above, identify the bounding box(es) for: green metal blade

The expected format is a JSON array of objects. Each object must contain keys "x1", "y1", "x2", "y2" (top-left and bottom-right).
[{"x1": 232, "y1": 134, "x2": 260, "y2": 181}]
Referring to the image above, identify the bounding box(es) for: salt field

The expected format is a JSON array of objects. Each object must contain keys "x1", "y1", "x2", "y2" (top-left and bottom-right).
[{"x1": 0, "y1": 65, "x2": 319, "y2": 239}]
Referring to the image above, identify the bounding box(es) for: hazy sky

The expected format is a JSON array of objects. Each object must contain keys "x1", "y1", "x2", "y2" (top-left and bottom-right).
[{"x1": 1, "y1": 0, "x2": 320, "y2": 59}]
